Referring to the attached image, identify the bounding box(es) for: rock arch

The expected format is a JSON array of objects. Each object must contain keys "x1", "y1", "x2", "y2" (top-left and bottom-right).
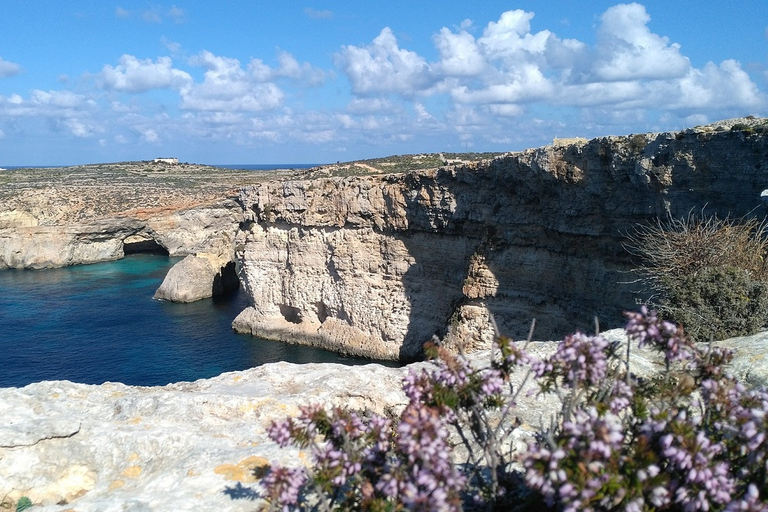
[{"x1": 123, "y1": 233, "x2": 169, "y2": 256}]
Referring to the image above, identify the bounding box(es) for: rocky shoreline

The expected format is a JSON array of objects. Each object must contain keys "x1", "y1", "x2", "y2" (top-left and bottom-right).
[
  {"x1": 2, "y1": 117, "x2": 768, "y2": 509},
  {"x1": 2, "y1": 118, "x2": 768, "y2": 357}
]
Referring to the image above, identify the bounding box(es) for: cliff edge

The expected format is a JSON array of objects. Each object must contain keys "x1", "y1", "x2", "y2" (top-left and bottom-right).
[{"x1": 233, "y1": 118, "x2": 768, "y2": 360}]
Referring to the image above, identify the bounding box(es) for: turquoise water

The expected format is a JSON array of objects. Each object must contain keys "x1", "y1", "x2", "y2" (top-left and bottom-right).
[{"x1": 0, "y1": 255, "x2": 390, "y2": 388}]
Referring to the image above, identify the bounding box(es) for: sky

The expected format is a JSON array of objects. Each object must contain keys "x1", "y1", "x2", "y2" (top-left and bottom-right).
[{"x1": 0, "y1": 1, "x2": 766, "y2": 166}]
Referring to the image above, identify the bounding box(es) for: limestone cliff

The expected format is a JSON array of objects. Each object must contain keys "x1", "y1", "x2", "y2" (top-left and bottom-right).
[
  {"x1": 0, "y1": 162, "x2": 270, "y2": 301},
  {"x1": 233, "y1": 118, "x2": 768, "y2": 360}
]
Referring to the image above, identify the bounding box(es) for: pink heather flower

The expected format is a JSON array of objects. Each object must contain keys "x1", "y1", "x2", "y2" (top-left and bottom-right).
[
  {"x1": 266, "y1": 418, "x2": 295, "y2": 448},
  {"x1": 535, "y1": 332, "x2": 612, "y2": 389},
  {"x1": 261, "y1": 465, "x2": 307, "y2": 508},
  {"x1": 625, "y1": 307, "x2": 693, "y2": 362}
]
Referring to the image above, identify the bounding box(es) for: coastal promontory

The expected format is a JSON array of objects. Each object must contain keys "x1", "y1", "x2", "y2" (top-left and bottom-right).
[{"x1": 233, "y1": 117, "x2": 768, "y2": 359}]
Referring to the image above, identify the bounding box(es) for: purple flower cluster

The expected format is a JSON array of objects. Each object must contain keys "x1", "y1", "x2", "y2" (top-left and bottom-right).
[
  {"x1": 260, "y1": 308, "x2": 768, "y2": 511},
  {"x1": 524, "y1": 406, "x2": 627, "y2": 511},
  {"x1": 640, "y1": 409, "x2": 734, "y2": 509},
  {"x1": 532, "y1": 332, "x2": 613, "y2": 390},
  {"x1": 260, "y1": 465, "x2": 307, "y2": 508},
  {"x1": 626, "y1": 306, "x2": 693, "y2": 363},
  {"x1": 262, "y1": 395, "x2": 465, "y2": 510}
]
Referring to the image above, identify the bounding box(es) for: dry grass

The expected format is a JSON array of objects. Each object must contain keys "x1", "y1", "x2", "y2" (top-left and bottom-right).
[
  {"x1": 624, "y1": 212, "x2": 768, "y2": 341},
  {"x1": 625, "y1": 212, "x2": 768, "y2": 284}
]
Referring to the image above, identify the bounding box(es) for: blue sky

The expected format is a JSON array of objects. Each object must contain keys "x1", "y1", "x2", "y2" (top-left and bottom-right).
[{"x1": 0, "y1": 1, "x2": 766, "y2": 166}]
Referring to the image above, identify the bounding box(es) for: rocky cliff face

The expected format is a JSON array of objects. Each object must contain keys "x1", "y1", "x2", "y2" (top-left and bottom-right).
[
  {"x1": 234, "y1": 119, "x2": 768, "y2": 360},
  {"x1": 0, "y1": 200, "x2": 241, "y2": 269},
  {"x1": 0, "y1": 162, "x2": 265, "y2": 301}
]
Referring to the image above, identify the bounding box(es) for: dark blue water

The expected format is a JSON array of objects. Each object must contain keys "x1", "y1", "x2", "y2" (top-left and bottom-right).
[{"x1": 0, "y1": 255, "x2": 391, "y2": 388}]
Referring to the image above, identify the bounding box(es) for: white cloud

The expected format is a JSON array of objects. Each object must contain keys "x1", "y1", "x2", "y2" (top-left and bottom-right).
[
  {"x1": 181, "y1": 51, "x2": 284, "y2": 112},
  {"x1": 589, "y1": 3, "x2": 690, "y2": 82},
  {"x1": 99, "y1": 55, "x2": 191, "y2": 93},
  {"x1": 141, "y1": 129, "x2": 159, "y2": 142},
  {"x1": 487, "y1": 104, "x2": 525, "y2": 117},
  {"x1": 64, "y1": 118, "x2": 96, "y2": 138},
  {"x1": 451, "y1": 62, "x2": 553, "y2": 104},
  {"x1": 0, "y1": 90, "x2": 103, "y2": 142},
  {"x1": 0, "y1": 56, "x2": 21, "y2": 78},
  {"x1": 414, "y1": 102, "x2": 433, "y2": 121},
  {"x1": 336, "y1": 5, "x2": 764, "y2": 121},
  {"x1": 142, "y1": 8, "x2": 162, "y2": 24},
  {"x1": 115, "y1": 5, "x2": 185, "y2": 24},
  {"x1": 335, "y1": 28, "x2": 433, "y2": 95},
  {"x1": 168, "y1": 5, "x2": 186, "y2": 23},
  {"x1": 28, "y1": 90, "x2": 93, "y2": 110},
  {"x1": 477, "y1": 10, "x2": 551, "y2": 61},
  {"x1": 433, "y1": 28, "x2": 486, "y2": 77},
  {"x1": 346, "y1": 97, "x2": 394, "y2": 114},
  {"x1": 670, "y1": 60, "x2": 763, "y2": 110},
  {"x1": 249, "y1": 51, "x2": 326, "y2": 85}
]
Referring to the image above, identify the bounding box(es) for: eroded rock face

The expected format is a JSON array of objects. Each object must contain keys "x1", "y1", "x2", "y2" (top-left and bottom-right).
[
  {"x1": 234, "y1": 121, "x2": 768, "y2": 359},
  {"x1": 0, "y1": 162, "x2": 257, "y2": 274},
  {"x1": 0, "y1": 199, "x2": 243, "y2": 271}
]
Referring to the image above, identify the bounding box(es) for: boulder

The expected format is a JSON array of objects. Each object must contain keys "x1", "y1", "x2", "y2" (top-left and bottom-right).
[{"x1": 154, "y1": 254, "x2": 239, "y2": 303}]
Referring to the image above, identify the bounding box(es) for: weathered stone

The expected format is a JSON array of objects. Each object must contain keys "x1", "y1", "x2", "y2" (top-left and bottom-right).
[
  {"x1": 154, "y1": 253, "x2": 239, "y2": 302},
  {"x1": 1, "y1": 327, "x2": 767, "y2": 511},
  {"x1": 234, "y1": 119, "x2": 768, "y2": 358},
  {"x1": 0, "y1": 360, "x2": 411, "y2": 511},
  {"x1": 154, "y1": 255, "x2": 218, "y2": 302}
]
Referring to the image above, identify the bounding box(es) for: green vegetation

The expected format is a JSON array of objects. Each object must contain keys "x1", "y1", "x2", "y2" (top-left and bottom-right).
[
  {"x1": 0, "y1": 496, "x2": 32, "y2": 512},
  {"x1": 14, "y1": 497, "x2": 32, "y2": 512},
  {"x1": 625, "y1": 213, "x2": 768, "y2": 341},
  {"x1": 310, "y1": 152, "x2": 506, "y2": 178},
  {"x1": 731, "y1": 123, "x2": 756, "y2": 135}
]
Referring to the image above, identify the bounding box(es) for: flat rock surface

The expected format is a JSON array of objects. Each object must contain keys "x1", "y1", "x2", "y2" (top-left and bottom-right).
[
  {"x1": 1, "y1": 327, "x2": 766, "y2": 511},
  {"x1": 0, "y1": 162, "x2": 290, "y2": 225}
]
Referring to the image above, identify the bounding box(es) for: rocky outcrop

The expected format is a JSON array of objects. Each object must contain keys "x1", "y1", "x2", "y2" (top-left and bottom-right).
[
  {"x1": 0, "y1": 162, "x2": 267, "y2": 301},
  {"x1": 154, "y1": 253, "x2": 239, "y2": 302},
  {"x1": 0, "y1": 200, "x2": 242, "y2": 270},
  {"x1": 234, "y1": 119, "x2": 768, "y2": 359},
  {"x1": 2, "y1": 328, "x2": 768, "y2": 511},
  {"x1": 0, "y1": 359, "x2": 415, "y2": 511}
]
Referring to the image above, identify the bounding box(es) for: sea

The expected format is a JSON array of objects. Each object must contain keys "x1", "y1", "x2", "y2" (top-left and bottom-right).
[
  {"x1": 0, "y1": 255, "x2": 394, "y2": 388},
  {"x1": 0, "y1": 163, "x2": 394, "y2": 389}
]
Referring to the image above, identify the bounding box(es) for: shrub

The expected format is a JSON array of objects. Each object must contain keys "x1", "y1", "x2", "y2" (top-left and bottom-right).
[
  {"x1": 15, "y1": 498, "x2": 31, "y2": 512},
  {"x1": 624, "y1": 213, "x2": 768, "y2": 341},
  {"x1": 260, "y1": 309, "x2": 768, "y2": 511},
  {"x1": 661, "y1": 266, "x2": 768, "y2": 341}
]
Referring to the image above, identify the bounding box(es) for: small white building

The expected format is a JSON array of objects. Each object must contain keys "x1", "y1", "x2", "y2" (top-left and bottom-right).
[{"x1": 153, "y1": 157, "x2": 179, "y2": 164}]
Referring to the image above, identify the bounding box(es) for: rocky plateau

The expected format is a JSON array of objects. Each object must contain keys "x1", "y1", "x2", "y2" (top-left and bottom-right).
[{"x1": 3, "y1": 329, "x2": 768, "y2": 511}]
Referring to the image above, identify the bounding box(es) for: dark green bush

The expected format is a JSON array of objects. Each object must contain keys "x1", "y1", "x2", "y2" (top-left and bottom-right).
[
  {"x1": 625, "y1": 214, "x2": 768, "y2": 341},
  {"x1": 660, "y1": 265, "x2": 768, "y2": 341}
]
